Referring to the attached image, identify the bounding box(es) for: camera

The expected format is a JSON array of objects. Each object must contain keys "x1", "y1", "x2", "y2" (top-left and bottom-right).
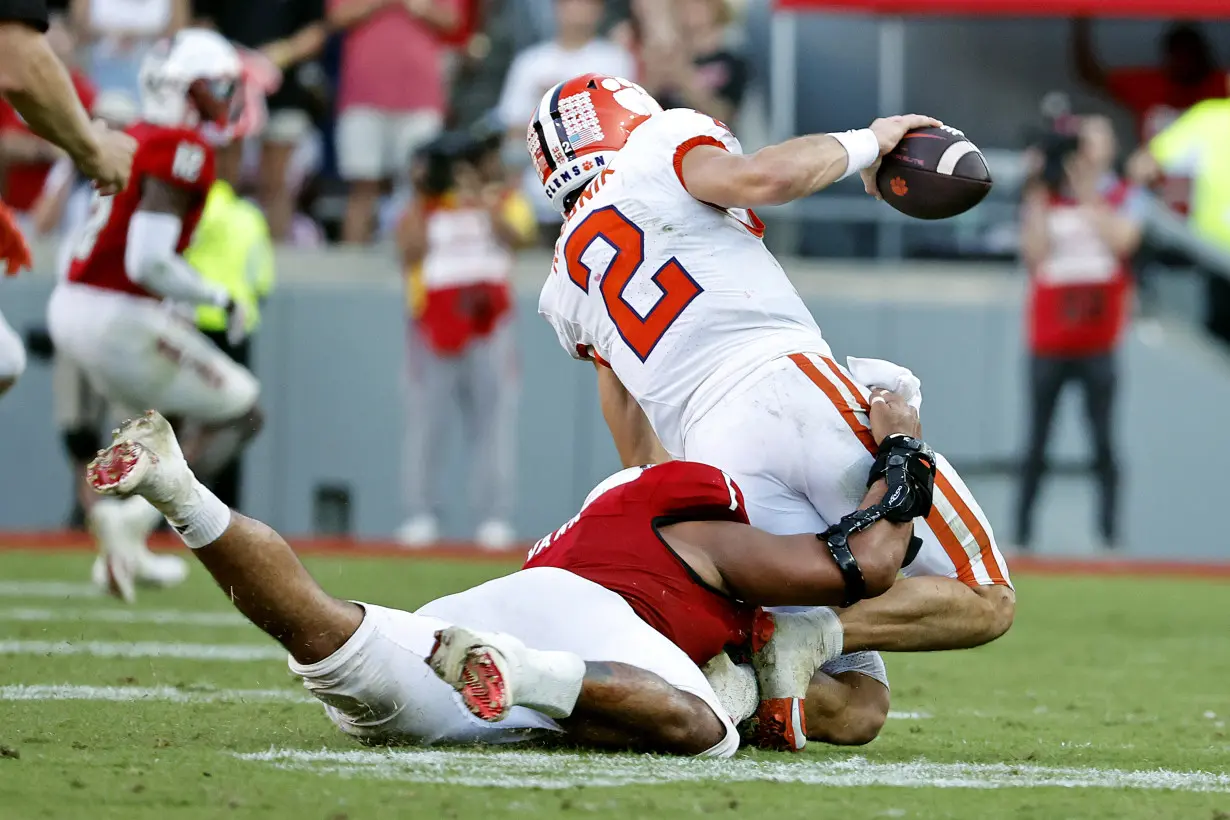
[{"x1": 1037, "y1": 130, "x2": 1081, "y2": 194}]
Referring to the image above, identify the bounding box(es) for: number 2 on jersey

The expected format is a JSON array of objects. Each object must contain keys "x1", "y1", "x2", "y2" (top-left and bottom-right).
[{"x1": 563, "y1": 206, "x2": 701, "y2": 362}]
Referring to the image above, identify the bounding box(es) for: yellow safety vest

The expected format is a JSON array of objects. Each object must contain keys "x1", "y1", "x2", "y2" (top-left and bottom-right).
[
  {"x1": 1150, "y1": 99, "x2": 1230, "y2": 250},
  {"x1": 188, "y1": 180, "x2": 275, "y2": 333}
]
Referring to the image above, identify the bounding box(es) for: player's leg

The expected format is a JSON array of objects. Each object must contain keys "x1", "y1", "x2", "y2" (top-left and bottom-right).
[
  {"x1": 782, "y1": 354, "x2": 1016, "y2": 649},
  {"x1": 805, "y1": 652, "x2": 890, "y2": 746},
  {"x1": 1014, "y1": 354, "x2": 1069, "y2": 547},
  {"x1": 423, "y1": 568, "x2": 739, "y2": 757},
  {"x1": 0, "y1": 307, "x2": 27, "y2": 398},
  {"x1": 83, "y1": 411, "x2": 554, "y2": 747},
  {"x1": 87, "y1": 411, "x2": 361, "y2": 661},
  {"x1": 431, "y1": 628, "x2": 727, "y2": 756}
]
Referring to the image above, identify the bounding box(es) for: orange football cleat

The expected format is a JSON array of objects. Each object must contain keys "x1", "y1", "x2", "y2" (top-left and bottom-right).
[{"x1": 742, "y1": 697, "x2": 807, "y2": 752}]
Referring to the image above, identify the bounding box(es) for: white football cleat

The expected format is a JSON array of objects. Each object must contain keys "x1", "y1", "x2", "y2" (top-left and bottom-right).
[
  {"x1": 87, "y1": 500, "x2": 141, "y2": 604},
  {"x1": 90, "y1": 550, "x2": 190, "y2": 591},
  {"x1": 87, "y1": 411, "x2": 192, "y2": 508},
  {"x1": 428, "y1": 625, "x2": 519, "y2": 722},
  {"x1": 475, "y1": 519, "x2": 516, "y2": 551}
]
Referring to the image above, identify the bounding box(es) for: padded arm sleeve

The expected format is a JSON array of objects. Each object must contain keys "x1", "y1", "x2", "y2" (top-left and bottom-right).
[{"x1": 125, "y1": 211, "x2": 228, "y2": 307}]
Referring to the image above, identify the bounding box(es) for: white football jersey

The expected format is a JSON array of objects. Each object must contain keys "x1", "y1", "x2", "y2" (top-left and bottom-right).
[{"x1": 538, "y1": 108, "x2": 831, "y2": 456}]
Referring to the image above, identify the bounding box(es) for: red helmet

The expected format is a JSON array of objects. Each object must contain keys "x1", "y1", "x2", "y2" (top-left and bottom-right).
[{"x1": 527, "y1": 73, "x2": 662, "y2": 213}]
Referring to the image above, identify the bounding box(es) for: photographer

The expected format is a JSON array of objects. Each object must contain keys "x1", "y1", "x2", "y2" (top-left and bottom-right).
[
  {"x1": 395, "y1": 123, "x2": 535, "y2": 551},
  {"x1": 1015, "y1": 116, "x2": 1143, "y2": 554}
]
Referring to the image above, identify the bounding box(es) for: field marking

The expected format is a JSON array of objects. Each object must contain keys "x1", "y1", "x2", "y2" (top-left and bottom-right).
[
  {"x1": 0, "y1": 639, "x2": 285, "y2": 661},
  {"x1": 237, "y1": 749, "x2": 1230, "y2": 792},
  {"x1": 0, "y1": 581, "x2": 101, "y2": 599},
  {"x1": 0, "y1": 607, "x2": 248, "y2": 627},
  {"x1": 0, "y1": 684, "x2": 312, "y2": 704}
]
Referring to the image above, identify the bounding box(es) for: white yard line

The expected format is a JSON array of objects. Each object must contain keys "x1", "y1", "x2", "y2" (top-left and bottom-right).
[
  {"x1": 0, "y1": 581, "x2": 101, "y2": 599},
  {"x1": 886, "y1": 711, "x2": 930, "y2": 720},
  {"x1": 235, "y1": 749, "x2": 1230, "y2": 792},
  {"x1": 0, "y1": 607, "x2": 247, "y2": 627},
  {"x1": 0, "y1": 684, "x2": 311, "y2": 703},
  {"x1": 0, "y1": 639, "x2": 284, "y2": 661}
]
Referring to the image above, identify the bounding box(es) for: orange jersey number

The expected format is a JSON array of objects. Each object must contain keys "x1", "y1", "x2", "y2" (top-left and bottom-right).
[{"x1": 563, "y1": 206, "x2": 701, "y2": 362}]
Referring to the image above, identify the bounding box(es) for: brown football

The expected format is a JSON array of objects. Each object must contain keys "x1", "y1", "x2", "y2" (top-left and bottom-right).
[{"x1": 875, "y1": 125, "x2": 993, "y2": 220}]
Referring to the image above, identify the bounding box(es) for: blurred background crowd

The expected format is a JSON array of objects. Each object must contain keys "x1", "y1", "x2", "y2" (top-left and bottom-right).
[{"x1": 3, "y1": 0, "x2": 1230, "y2": 561}]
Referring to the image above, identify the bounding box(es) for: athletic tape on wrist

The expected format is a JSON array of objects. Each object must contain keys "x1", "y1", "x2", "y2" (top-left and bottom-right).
[{"x1": 828, "y1": 129, "x2": 880, "y2": 181}]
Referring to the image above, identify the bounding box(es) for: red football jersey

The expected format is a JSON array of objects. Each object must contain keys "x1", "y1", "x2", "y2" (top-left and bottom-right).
[
  {"x1": 524, "y1": 461, "x2": 756, "y2": 665},
  {"x1": 67, "y1": 122, "x2": 216, "y2": 299}
]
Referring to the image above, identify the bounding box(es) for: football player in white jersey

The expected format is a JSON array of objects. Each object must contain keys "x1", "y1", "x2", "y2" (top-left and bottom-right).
[{"x1": 534, "y1": 74, "x2": 1015, "y2": 745}]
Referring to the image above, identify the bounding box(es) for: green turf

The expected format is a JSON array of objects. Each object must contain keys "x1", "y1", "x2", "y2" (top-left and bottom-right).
[{"x1": 0, "y1": 550, "x2": 1227, "y2": 819}]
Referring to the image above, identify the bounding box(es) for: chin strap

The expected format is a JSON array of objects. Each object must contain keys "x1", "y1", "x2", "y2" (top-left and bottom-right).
[{"x1": 818, "y1": 435, "x2": 937, "y2": 607}]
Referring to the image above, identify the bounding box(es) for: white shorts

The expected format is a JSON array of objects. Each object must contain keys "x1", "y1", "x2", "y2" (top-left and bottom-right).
[
  {"x1": 47, "y1": 283, "x2": 259, "y2": 423},
  {"x1": 336, "y1": 107, "x2": 442, "y2": 181},
  {"x1": 291, "y1": 567, "x2": 739, "y2": 757},
  {"x1": 684, "y1": 353, "x2": 1012, "y2": 589},
  {"x1": 0, "y1": 308, "x2": 25, "y2": 381}
]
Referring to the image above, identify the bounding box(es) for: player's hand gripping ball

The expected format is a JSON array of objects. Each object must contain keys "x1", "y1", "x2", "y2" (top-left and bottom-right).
[{"x1": 876, "y1": 125, "x2": 993, "y2": 220}]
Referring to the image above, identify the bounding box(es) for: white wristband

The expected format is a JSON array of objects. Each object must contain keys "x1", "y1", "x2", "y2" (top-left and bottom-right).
[{"x1": 828, "y1": 129, "x2": 881, "y2": 181}]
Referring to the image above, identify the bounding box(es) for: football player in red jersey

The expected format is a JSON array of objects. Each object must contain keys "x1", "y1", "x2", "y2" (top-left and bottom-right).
[
  {"x1": 85, "y1": 389, "x2": 932, "y2": 755},
  {"x1": 47, "y1": 30, "x2": 263, "y2": 603}
]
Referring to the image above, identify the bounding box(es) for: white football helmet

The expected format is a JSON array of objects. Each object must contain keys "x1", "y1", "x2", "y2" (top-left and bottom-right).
[{"x1": 138, "y1": 29, "x2": 242, "y2": 132}]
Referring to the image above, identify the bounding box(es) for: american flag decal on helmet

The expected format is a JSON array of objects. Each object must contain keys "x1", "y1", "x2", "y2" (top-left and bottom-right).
[{"x1": 558, "y1": 91, "x2": 605, "y2": 151}]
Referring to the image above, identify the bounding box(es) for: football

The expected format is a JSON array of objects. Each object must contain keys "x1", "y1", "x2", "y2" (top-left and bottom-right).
[{"x1": 875, "y1": 125, "x2": 993, "y2": 220}]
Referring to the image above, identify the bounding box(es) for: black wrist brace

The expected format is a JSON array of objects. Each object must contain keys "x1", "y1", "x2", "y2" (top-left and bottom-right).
[{"x1": 818, "y1": 435, "x2": 937, "y2": 605}]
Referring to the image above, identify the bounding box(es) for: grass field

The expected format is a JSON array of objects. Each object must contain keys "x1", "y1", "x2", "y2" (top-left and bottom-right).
[{"x1": 1, "y1": 547, "x2": 1228, "y2": 820}]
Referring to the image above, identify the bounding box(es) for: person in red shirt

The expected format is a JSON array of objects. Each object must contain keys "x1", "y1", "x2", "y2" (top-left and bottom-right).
[
  {"x1": 1016, "y1": 115, "x2": 1143, "y2": 553},
  {"x1": 1072, "y1": 19, "x2": 1227, "y2": 215},
  {"x1": 83, "y1": 389, "x2": 930, "y2": 755}
]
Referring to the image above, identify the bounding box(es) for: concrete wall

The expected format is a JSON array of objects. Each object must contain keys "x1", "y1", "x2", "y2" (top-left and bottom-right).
[{"x1": 3, "y1": 246, "x2": 1229, "y2": 560}]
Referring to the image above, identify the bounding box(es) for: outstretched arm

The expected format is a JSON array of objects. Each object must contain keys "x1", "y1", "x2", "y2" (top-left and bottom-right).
[
  {"x1": 662, "y1": 389, "x2": 924, "y2": 606},
  {"x1": 0, "y1": 22, "x2": 100, "y2": 175},
  {"x1": 661, "y1": 479, "x2": 911, "y2": 607},
  {"x1": 679, "y1": 114, "x2": 941, "y2": 209}
]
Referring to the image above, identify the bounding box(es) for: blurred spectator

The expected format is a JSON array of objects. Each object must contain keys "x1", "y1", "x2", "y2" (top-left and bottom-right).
[
  {"x1": 193, "y1": 0, "x2": 328, "y2": 243},
  {"x1": 395, "y1": 125, "x2": 534, "y2": 551},
  {"x1": 640, "y1": 0, "x2": 747, "y2": 127},
  {"x1": 1130, "y1": 91, "x2": 1230, "y2": 344},
  {"x1": 0, "y1": 16, "x2": 96, "y2": 220},
  {"x1": 447, "y1": 0, "x2": 523, "y2": 130},
  {"x1": 1015, "y1": 116, "x2": 1143, "y2": 554},
  {"x1": 186, "y1": 139, "x2": 276, "y2": 509},
  {"x1": 69, "y1": 0, "x2": 188, "y2": 96},
  {"x1": 1071, "y1": 19, "x2": 1226, "y2": 216},
  {"x1": 498, "y1": 0, "x2": 633, "y2": 231},
  {"x1": 329, "y1": 0, "x2": 461, "y2": 244}
]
